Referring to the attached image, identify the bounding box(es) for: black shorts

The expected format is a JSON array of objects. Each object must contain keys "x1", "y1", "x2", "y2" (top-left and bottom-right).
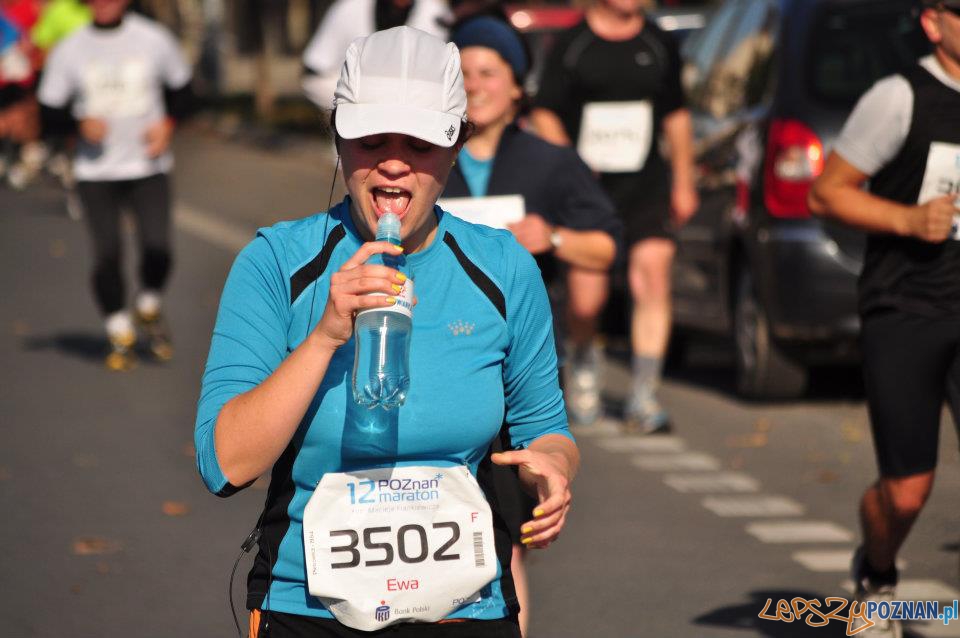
[
  {"x1": 600, "y1": 169, "x2": 675, "y2": 246},
  {"x1": 251, "y1": 610, "x2": 520, "y2": 638},
  {"x1": 860, "y1": 310, "x2": 960, "y2": 477}
]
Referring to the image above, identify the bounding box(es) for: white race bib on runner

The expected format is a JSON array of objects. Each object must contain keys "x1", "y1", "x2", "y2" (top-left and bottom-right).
[
  {"x1": 438, "y1": 195, "x2": 526, "y2": 230},
  {"x1": 916, "y1": 141, "x2": 960, "y2": 240},
  {"x1": 576, "y1": 100, "x2": 654, "y2": 173},
  {"x1": 81, "y1": 58, "x2": 152, "y2": 118},
  {"x1": 303, "y1": 465, "x2": 497, "y2": 631}
]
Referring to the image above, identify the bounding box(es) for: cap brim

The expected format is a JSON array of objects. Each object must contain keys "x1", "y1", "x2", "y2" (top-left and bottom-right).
[{"x1": 336, "y1": 103, "x2": 462, "y2": 148}]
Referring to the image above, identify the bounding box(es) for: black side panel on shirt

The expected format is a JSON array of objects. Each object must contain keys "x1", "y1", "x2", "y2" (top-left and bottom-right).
[
  {"x1": 247, "y1": 439, "x2": 301, "y2": 610},
  {"x1": 443, "y1": 233, "x2": 507, "y2": 321},
  {"x1": 861, "y1": 64, "x2": 960, "y2": 318},
  {"x1": 163, "y1": 82, "x2": 195, "y2": 121},
  {"x1": 475, "y1": 430, "x2": 520, "y2": 615},
  {"x1": 290, "y1": 224, "x2": 346, "y2": 304}
]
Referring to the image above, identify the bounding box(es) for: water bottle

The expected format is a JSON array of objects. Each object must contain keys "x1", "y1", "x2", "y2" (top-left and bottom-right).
[{"x1": 352, "y1": 213, "x2": 413, "y2": 411}]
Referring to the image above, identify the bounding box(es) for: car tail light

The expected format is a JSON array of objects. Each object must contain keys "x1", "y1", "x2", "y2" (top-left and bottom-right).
[{"x1": 763, "y1": 119, "x2": 824, "y2": 218}]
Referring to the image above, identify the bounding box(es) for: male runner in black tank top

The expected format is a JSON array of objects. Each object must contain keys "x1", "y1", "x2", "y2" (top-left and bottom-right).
[{"x1": 809, "y1": 2, "x2": 960, "y2": 634}]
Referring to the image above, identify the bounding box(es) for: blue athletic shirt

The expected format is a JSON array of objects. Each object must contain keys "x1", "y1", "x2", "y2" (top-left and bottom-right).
[{"x1": 195, "y1": 197, "x2": 570, "y2": 621}]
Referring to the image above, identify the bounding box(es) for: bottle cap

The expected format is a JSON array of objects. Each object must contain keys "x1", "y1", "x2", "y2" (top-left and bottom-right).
[{"x1": 376, "y1": 213, "x2": 402, "y2": 244}]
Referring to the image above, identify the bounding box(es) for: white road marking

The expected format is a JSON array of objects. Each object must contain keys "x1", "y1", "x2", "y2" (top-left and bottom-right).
[
  {"x1": 792, "y1": 549, "x2": 856, "y2": 572},
  {"x1": 663, "y1": 472, "x2": 761, "y2": 493},
  {"x1": 631, "y1": 452, "x2": 721, "y2": 471},
  {"x1": 569, "y1": 419, "x2": 622, "y2": 438},
  {"x1": 596, "y1": 436, "x2": 687, "y2": 454},
  {"x1": 702, "y1": 495, "x2": 804, "y2": 517},
  {"x1": 174, "y1": 203, "x2": 254, "y2": 253},
  {"x1": 746, "y1": 521, "x2": 854, "y2": 543}
]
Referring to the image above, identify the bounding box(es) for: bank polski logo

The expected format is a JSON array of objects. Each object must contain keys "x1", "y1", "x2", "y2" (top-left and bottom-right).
[{"x1": 376, "y1": 601, "x2": 391, "y2": 622}]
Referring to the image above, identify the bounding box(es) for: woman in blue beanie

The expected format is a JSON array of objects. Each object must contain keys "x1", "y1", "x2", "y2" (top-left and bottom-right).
[{"x1": 444, "y1": 16, "x2": 621, "y2": 636}]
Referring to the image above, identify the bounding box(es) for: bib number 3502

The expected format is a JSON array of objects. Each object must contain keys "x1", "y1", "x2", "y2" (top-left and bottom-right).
[
  {"x1": 329, "y1": 522, "x2": 461, "y2": 569},
  {"x1": 302, "y1": 466, "x2": 497, "y2": 632}
]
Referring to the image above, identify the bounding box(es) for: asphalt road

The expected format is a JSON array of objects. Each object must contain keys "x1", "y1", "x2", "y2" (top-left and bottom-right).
[{"x1": 1, "y1": 127, "x2": 957, "y2": 638}]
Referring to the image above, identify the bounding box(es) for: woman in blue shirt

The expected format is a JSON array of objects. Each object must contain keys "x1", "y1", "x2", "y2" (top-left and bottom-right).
[{"x1": 196, "y1": 26, "x2": 578, "y2": 638}]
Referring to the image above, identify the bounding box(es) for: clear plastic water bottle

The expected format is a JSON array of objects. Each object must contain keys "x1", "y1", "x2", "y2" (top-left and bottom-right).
[{"x1": 352, "y1": 213, "x2": 413, "y2": 411}]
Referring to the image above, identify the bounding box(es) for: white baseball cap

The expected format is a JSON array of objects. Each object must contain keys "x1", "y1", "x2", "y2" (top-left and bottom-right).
[{"x1": 334, "y1": 26, "x2": 467, "y2": 148}]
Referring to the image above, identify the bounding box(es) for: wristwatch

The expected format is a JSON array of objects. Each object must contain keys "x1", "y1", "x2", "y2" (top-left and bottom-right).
[{"x1": 549, "y1": 227, "x2": 563, "y2": 250}]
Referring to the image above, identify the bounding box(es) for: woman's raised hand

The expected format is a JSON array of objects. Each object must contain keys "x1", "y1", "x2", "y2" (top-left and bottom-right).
[{"x1": 312, "y1": 241, "x2": 409, "y2": 349}]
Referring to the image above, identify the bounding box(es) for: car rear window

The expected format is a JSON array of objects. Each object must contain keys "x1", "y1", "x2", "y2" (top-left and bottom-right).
[{"x1": 807, "y1": 3, "x2": 930, "y2": 106}]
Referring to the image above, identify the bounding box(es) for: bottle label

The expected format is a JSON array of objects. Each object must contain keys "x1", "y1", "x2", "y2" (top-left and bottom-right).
[{"x1": 357, "y1": 279, "x2": 414, "y2": 319}]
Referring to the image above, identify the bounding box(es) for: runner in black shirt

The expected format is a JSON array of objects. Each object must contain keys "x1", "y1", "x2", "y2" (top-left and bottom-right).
[
  {"x1": 808, "y1": 2, "x2": 960, "y2": 634},
  {"x1": 531, "y1": 0, "x2": 697, "y2": 433}
]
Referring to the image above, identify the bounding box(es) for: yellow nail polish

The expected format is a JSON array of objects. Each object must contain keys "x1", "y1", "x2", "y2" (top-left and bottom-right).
[
  {"x1": 392, "y1": 284, "x2": 403, "y2": 293},
  {"x1": 386, "y1": 296, "x2": 397, "y2": 304},
  {"x1": 521, "y1": 537, "x2": 533, "y2": 545},
  {"x1": 521, "y1": 526, "x2": 533, "y2": 535},
  {"x1": 533, "y1": 508, "x2": 544, "y2": 518},
  {"x1": 396, "y1": 272, "x2": 407, "y2": 283},
  {"x1": 394, "y1": 245, "x2": 404, "y2": 253}
]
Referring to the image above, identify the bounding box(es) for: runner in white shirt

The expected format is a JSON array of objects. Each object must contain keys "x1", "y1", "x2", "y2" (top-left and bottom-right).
[
  {"x1": 301, "y1": 0, "x2": 450, "y2": 111},
  {"x1": 38, "y1": 0, "x2": 192, "y2": 371}
]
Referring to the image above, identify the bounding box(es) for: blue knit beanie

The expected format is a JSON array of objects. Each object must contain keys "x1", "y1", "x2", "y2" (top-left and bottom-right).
[{"x1": 452, "y1": 16, "x2": 529, "y2": 83}]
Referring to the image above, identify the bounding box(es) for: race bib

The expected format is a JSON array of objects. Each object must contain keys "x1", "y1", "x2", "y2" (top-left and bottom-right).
[
  {"x1": 576, "y1": 100, "x2": 653, "y2": 173},
  {"x1": 916, "y1": 142, "x2": 960, "y2": 240},
  {"x1": 303, "y1": 465, "x2": 497, "y2": 631},
  {"x1": 438, "y1": 195, "x2": 526, "y2": 230},
  {"x1": 81, "y1": 57, "x2": 151, "y2": 118}
]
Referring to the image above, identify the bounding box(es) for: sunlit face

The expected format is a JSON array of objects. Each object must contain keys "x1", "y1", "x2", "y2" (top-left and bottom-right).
[
  {"x1": 88, "y1": 0, "x2": 130, "y2": 24},
  {"x1": 462, "y1": 47, "x2": 522, "y2": 130},
  {"x1": 931, "y1": 5, "x2": 960, "y2": 66},
  {"x1": 340, "y1": 133, "x2": 457, "y2": 251}
]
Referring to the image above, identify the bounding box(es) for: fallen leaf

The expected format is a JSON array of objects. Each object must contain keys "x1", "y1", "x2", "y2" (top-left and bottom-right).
[
  {"x1": 72, "y1": 537, "x2": 123, "y2": 556},
  {"x1": 72, "y1": 453, "x2": 99, "y2": 468},
  {"x1": 841, "y1": 421, "x2": 865, "y2": 444},
  {"x1": 70, "y1": 584, "x2": 83, "y2": 595},
  {"x1": 754, "y1": 417, "x2": 772, "y2": 433},
  {"x1": 162, "y1": 501, "x2": 190, "y2": 516},
  {"x1": 11, "y1": 320, "x2": 30, "y2": 337},
  {"x1": 49, "y1": 239, "x2": 67, "y2": 258},
  {"x1": 817, "y1": 470, "x2": 840, "y2": 484},
  {"x1": 726, "y1": 432, "x2": 768, "y2": 449}
]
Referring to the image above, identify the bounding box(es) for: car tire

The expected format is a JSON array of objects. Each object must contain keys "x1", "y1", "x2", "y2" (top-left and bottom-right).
[{"x1": 734, "y1": 268, "x2": 807, "y2": 399}]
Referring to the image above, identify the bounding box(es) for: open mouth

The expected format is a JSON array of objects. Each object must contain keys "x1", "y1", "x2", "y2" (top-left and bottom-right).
[{"x1": 371, "y1": 187, "x2": 412, "y2": 218}]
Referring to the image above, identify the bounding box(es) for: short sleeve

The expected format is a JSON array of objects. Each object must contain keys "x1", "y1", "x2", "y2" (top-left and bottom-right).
[
  {"x1": 195, "y1": 232, "x2": 290, "y2": 495},
  {"x1": 302, "y1": 0, "x2": 354, "y2": 75},
  {"x1": 37, "y1": 41, "x2": 75, "y2": 108},
  {"x1": 533, "y1": 29, "x2": 576, "y2": 116},
  {"x1": 833, "y1": 75, "x2": 913, "y2": 176},
  {"x1": 501, "y1": 246, "x2": 570, "y2": 449},
  {"x1": 157, "y1": 28, "x2": 192, "y2": 89},
  {"x1": 657, "y1": 28, "x2": 685, "y2": 115}
]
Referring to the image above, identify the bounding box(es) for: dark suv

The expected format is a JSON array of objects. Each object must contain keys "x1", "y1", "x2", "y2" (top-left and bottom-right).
[{"x1": 672, "y1": 0, "x2": 930, "y2": 398}]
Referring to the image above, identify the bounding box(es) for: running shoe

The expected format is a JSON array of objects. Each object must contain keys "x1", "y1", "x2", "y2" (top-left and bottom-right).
[
  {"x1": 849, "y1": 546, "x2": 902, "y2": 637},
  {"x1": 105, "y1": 331, "x2": 137, "y2": 372},
  {"x1": 565, "y1": 342, "x2": 603, "y2": 425},
  {"x1": 623, "y1": 390, "x2": 671, "y2": 435},
  {"x1": 136, "y1": 309, "x2": 174, "y2": 361}
]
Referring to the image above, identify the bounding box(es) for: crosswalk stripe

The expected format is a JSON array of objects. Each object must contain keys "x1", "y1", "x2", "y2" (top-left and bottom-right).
[
  {"x1": 596, "y1": 436, "x2": 687, "y2": 454},
  {"x1": 569, "y1": 420, "x2": 622, "y2": 438},
  {"x1": 792, "y1": 550, "x2": 908, "y2": 573},
  {"x1": 631, "y1": 452, "x2": 721, "y2": 471},
  {"x1": 702, "y1": 495, "x2": 804, "y2": 517},
  {"x1": 663, "y1": 472, "x2": 761, "y2": 493},
  {"x1": 175, "y1": 203, "x2": 253, "y2": 253},
  {"x1": 746, "y1": 521, "x2": 854, "y2": 543}
]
